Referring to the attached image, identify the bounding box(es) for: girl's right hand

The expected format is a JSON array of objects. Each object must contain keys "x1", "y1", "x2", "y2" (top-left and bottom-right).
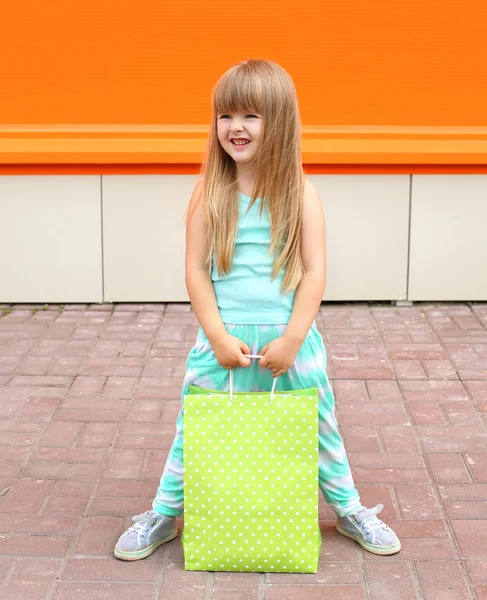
[{"x1": 211, "y1": 333, "x2": 252, "y2": 370}]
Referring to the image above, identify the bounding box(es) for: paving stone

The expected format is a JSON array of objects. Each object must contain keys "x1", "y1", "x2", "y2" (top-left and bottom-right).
[
  {"x1": 331, "y1": 359, "x2": 394, "y2": 380},
  {"x1": 265, "y1": 585, "x2": 365, "y2": 600},
  {"x1": 0, "y1": 514, "x2": 79, "y2": 535},
  {"x1": 158, "y1": 561, "x2": 210, "y2": 600},
  {"x1": 53, "y1": 582, "x2": 155, "y2": 600},
  {"x1": 379, "y1": 425, "x2": 421, "y2": 453},
  {"x1": 39, "y1": 421, "x2": 83, "y2": 447},
  {"x1": 387, "y1": 344, "x2": 448, "y2": 360},
  {"x1": 464, "y1": 381, "x2": 487, "y2": 402},
  {"x1": 213, "y1": 571, "x2": 261, "y2": 588},
  {"x1": 0, "y1": 432, "x2": 41, "y2": 446},
  {"x1": 126, "y1": 398, "x2": 164, "y2": 422},
  {"x1": 34, "y1": 447, "x2": 107, "y2": 463},
  {"x1": 8, "y1": 375, "x2": 72, "y2": 388},
  {"x1": 364, "y1": 561, "x2": 418, "y2": 599},
  {"x1": 48, "y1": 356, "x2": 86, "y2": 376},
  {"x1": 341, "y1": 426, "x2": 382, "y2": 453},
  {"x1": 17, "y1": 357, "x2": 53, "y2": 376},
  {"x1": 0, "y1": 420, "x2": 45, "y2": 433},
  {"x1": 61, "y1": 556, "x2": 159, "y2": 581},
  {"x1": 392, "y1": 359, "x2": 428, "y2": 380},
  {"x1": 422, "y1": 360, "x2": 459, "y2": 380},
  {"x1": 400, "y1": 380, "x2": 469, "y2": 402},
  {"x1": 408, "y1": 401, "x2": 448, "y2": 425},
  {"x1": 212, "y1": 589, "x2": 258, "y2": 600},
  {"x1": 444, "y1": 501, "x2": 487, "y2": 519},
  {"x1": 101, "y1": 376, "x2": 138, "y2": 398},
  {"x1": 386, "y1": 519, "x2": 448, "y2": 539},
  {"x1": 76, "y1": 422, "x2": 119, "y2": 448},
  {"x1": 394, "y1": 483, "x2": 443, "y2": 519},
  {"x1": 334, "y1": 379, "x2": 369, "y2": 404},
  {"x1": 442, "y1": 400, "x2": 484, "y2": 425},
  {"x1": 54, "y1": 408, "x2": 128, "y2": 422},
  {"x1": 10, "y1": 557, "x2": 63, "y2": 582},
  {"x1": 0, "y1": 556, "x2": 12, "y2": 582},
  {"x1": 74, "y1": 516, "x2": 124, "y2": 556},
  {"x1": 354, "y1": 484, "x2": 397, "y2": 519},
  {"x1": 17, "y1": 397, "x2": 60, "y2": 420},
  {"x1": 437, "y1": 484, "x2": 487, "y2": 501},
  {"x1": 320, "y1": 524, "x2": 361, "y2": 561},
  {"x1": 1, "y1": 580, "x2": 53, "y2": 600},
  {"x1": 352, "y1": 467, "x2": 429, "y2": 484},
  {"x1": 0, "y1": 535, "x2": 70, "y2": 557},
  {"x1": 465, "y1": 453, "x2": 487, "y2": 482},
  {"x1": 0, "y1": 479, "x2": 53, "y2": 513},
  {"x1": 451, "y1": 520, "x2": 487, "y2": 558},
  {"x1": 366, "y1": 538, "x2": 458, "y2": 562},
  {"x1": 426, "y1": 453, "x2": 472, "y2": 483},
  {"x1": 140, "y1": 450, "x2": 169, "y2": 481},
  {"x1": 88, "y1": 496, "x2": 153, "y2": 517},
  {"x1": 43, "y1": 480, "x2": 94, "y2": 515},
  {"x1": 465, "y1": 560, "x2": 487, "y2": 584},
  {"x1": 366, "y1": 380, "x2": 403, "y2": 402},
  {"x1": 265, "y1": 561, "x2": 362, "y2": 585},
  {"x1": 103, "y1": 450, "x2": 145, "y2": 479}
]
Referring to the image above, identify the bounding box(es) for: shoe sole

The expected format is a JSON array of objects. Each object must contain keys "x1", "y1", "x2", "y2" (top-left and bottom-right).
[
  {"x1": 114, "y1": 529, "x2": 178, "y2": 561},
  {"x1": 336, "y1": 525, "x2": 401, "y2": 555}
]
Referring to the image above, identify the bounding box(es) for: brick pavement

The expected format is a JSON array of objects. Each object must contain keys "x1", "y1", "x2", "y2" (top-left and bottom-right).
[{"x1": 0, "y1": 301, "x2": 486, "y2": 600}]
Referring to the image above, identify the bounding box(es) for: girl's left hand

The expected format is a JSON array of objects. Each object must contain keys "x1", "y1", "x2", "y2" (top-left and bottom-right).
[{"x1": 258, "y1": 336, "x2": 301, "y2": 377}]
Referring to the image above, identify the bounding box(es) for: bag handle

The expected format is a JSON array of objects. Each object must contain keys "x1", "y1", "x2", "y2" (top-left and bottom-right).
[{"x1": 229, "y1": 354, "x2": 278, "y2": 404}]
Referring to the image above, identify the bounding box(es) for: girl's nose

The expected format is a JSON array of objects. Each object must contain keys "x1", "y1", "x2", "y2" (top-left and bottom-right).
[{"x1": 229, "y1": 119, "x2": 244, "y2": 132}]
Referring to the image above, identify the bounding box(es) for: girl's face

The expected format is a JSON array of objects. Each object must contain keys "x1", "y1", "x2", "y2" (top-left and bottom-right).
[{"x1": 216, "y1": 111, "x2": 263, "y2": 169}]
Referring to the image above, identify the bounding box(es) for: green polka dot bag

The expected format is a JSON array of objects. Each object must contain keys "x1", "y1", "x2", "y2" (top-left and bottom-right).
[{"x1": 182, "y1": 356, "x2": 321, "y2": 573}]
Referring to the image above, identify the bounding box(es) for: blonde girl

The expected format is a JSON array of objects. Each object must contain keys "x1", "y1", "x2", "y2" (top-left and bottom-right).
[{"x1": 114, "y1": 59, "x2": 401, "y2": 561}]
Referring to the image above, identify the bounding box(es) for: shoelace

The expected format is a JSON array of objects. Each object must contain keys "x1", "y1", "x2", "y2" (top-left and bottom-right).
[
  {"x1": 359, "y1": 515, "x2": 390, "y2": 536},
  {"x1": 128, "y1": 512, "x2": 158, "y2": 539}
]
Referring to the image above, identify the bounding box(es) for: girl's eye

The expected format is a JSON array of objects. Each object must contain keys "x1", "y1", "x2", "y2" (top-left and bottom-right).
[
  {"x1": 245, "y1": 114, "x2": 258, "y2": 119},
  {"x1": 219, "y1": 115, "x2": 231, "y2": 119}
]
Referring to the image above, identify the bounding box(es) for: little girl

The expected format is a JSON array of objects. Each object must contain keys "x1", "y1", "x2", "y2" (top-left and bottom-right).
[{"x1": 114, "y1": 59, "x2": 401, "y2": 561}]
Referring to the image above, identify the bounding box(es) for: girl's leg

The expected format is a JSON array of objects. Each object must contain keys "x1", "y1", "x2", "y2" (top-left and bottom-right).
[
  {"x1": 152, "y1": 329, "x2": 229, "y2": 516},
  {"x1": 274, "y1": 323, "x2": 362, "y2": 517}
]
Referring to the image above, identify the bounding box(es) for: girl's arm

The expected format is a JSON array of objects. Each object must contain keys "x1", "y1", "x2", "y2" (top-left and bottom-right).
[
  {"x1": 185, "y1": 182, "x2": 227, "y2": 344},
  {"x1": 283, "y1": 179, "x2": 327, "y2": 345}
]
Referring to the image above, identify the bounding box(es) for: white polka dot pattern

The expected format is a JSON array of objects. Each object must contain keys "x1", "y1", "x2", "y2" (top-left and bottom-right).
[{"x1": 182, "y1": 390, "x2": 321, "y2": 573}]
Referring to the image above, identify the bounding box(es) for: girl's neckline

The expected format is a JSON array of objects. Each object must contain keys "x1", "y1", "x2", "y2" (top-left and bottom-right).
[{"x1": 238, "y1": 192, "x2": 261, "y2": 203}]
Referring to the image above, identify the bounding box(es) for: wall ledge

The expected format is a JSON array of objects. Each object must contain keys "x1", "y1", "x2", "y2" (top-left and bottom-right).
[{"x1": 1, "y1": 125, "x2": 487, "y2": 167}]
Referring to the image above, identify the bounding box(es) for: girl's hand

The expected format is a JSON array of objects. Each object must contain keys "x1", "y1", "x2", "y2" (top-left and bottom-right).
[
  {"x1": 258, "y1": 336, "x2": 301, "y2": 377},
  {"x1": 212, "y1": 332, "x2": 252, "y2": 370}
]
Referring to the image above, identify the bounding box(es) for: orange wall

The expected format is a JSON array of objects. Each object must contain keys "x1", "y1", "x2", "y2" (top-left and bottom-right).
[{"x1": 2, "y1": 0, "x2": 487, "y2": 127}]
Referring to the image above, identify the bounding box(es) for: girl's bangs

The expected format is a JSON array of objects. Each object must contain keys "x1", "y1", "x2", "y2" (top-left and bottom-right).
[{"x1": 213, "y1": 70, "x2": 263, "y2": 116}]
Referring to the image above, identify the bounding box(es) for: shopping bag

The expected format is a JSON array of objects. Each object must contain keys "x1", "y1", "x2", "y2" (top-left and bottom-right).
[{"x1": 182, "y1": 356, "x2": 321, "y2": 573}]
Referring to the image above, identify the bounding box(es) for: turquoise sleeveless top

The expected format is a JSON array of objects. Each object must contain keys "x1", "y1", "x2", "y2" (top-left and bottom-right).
[{"x1": 211, "y1": 193, "x2": 295, "y2": 324}]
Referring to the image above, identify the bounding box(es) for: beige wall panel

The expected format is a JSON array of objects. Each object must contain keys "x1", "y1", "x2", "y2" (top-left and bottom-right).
[
  {"x1": 308, "y1": 175, "x2": 410, "y2": 301},
  {"x1": 102, "y1": 175, "x2": 195, "y2": 301},
  {"x1": 409, "y1": 175, "x2": 487, "y2": 301},
  {"x1": 0, "y1": 176, "x2": 102, "y2": 303}
]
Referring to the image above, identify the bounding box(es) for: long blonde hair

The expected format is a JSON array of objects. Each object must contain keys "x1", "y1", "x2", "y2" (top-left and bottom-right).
[{"x1": 203, "y1": 59, "x2": 304, "y2": 293}]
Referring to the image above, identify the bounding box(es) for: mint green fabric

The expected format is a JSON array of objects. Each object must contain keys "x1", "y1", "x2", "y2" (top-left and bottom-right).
[
  {"x1": 182, "y1": 388, "x2": 322, "y2": 573},
  {"x1": 211, "y1": 193, "x2": 295, "y2": 324}
]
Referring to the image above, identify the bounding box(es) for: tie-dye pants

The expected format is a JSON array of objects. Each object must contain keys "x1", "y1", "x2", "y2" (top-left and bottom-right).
[{"x1": 153, "y1": 322, "x2": 361, "y2": 518}]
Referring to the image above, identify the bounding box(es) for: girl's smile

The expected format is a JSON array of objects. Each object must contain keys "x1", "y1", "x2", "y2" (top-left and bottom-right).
[{"x1": 217, "y1": 112, "x2": 262, "y2": 167}]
